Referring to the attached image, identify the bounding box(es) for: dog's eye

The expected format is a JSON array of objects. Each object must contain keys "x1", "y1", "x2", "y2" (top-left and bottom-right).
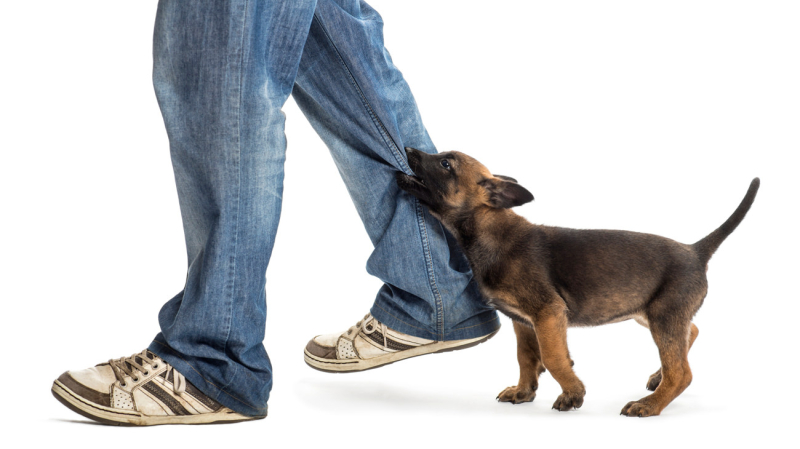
[{"x1": 440, "y1": 159, "x2": 451, "y2": 169}]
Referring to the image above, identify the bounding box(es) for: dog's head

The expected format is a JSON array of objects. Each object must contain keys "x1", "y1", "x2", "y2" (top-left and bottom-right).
[{"x1": 396, "y1": 147, "x2": 533, "y2": 220}]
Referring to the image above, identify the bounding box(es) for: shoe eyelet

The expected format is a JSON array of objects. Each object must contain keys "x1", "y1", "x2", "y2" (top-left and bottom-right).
[
  {"x1": 132, "y1": 378, "x2": 139, "y2": 383},
  {"x1": 120, "y1": 382, "x2": 127, "y2": 387},
  {"x1": 143, "y1": 371, "x2": 149, "y2": 376},
  {"x1": 152, "y1": 364, "x2": 159, "y2": 369}
]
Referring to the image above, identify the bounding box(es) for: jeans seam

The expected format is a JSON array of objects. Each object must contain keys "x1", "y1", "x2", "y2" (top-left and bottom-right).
[
  {"x1": 313, "y1": 13, "x2": 444, "y2": 339},
  {"x1": 150, "y1": 340, "x2": 266, "y2": 413},
  {"x1": 415, "y1": 203, "x2": 444, "y2": 340},
  {"x1": 312, "y1": 15, "x2": 410, "y2": 173},
  {"x1": 221, "y1": 0, "x2": 249, "y2": 359}
]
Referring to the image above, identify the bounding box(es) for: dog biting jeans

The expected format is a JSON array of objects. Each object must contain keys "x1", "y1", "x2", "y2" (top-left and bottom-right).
[{"x1": 397, "y1": 147, "x2": 758, "y2": 417}]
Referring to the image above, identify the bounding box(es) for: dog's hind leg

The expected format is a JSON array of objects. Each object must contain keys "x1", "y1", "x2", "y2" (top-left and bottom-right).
[
  {"x1": 622, "y1": 297, "x2": 696, "y2": 417},
  {"x1": 533, "y1": 301, "x2": 586, "y2": 411},
  {"x1": 497, "y1": 321, "x2": 545, "y2": 404},
  {"x1": 642, "y1": 322, "x2": 699, "y2": 391}
]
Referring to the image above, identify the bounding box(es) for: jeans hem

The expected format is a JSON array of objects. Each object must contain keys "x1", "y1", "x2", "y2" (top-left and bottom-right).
[
  {"x1": 148, "y1": 339, "x2": 269, "y2": 418},
  {"x1": 370, "y1": 303, "x2": 501, "y2": 342}
]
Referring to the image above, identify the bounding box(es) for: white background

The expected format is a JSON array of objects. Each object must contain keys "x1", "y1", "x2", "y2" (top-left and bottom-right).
[{"x1": 1, "y1": 1, "x2": 798, "y2": 447}]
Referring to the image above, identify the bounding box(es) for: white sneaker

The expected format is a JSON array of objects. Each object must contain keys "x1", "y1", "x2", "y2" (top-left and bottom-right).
[
  {"x1": 304, "y1": 313, "x2": 498, "y2": 372},
  {"x1": 52, "y1": 350, "x2": 265, "y2": 425}
]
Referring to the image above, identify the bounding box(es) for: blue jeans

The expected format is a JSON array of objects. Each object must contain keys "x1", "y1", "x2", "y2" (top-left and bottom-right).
[{"x1": 148, "y1": 0, "x2": 499, "y2": 417}]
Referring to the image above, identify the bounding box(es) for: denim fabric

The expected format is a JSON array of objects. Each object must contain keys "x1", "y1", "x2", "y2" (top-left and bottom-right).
[{"x1": 148, "y1": 0, "x2": 499, "y2": 417}]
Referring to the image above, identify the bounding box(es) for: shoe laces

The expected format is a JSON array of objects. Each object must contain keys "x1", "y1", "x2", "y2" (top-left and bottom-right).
[
  {"x1": 108, "y1": 350, "x2": 186, "y2": 397},
  {"x1": 346, "y1": 313, "x2": 388, "y2": 348}
]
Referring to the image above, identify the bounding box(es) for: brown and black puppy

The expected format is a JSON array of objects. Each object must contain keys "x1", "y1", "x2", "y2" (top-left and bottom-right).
[{"x1": 396, "y1": 147, "x2": 759, "y2": 417}]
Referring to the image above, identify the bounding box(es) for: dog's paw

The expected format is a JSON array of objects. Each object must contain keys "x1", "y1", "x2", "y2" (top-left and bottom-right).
[
  {"x1": 551, "y1": 390, "x2": 584, "y2": 411},
  {"x1": 646, "y1": 369, "x2": 662, "y2": 391},
  {"x1": 620, "y1": 400, "x2": 660, "y2": 417},
  {"x1": 496, "y1": 386, "x2": 536, "y2": 404}
]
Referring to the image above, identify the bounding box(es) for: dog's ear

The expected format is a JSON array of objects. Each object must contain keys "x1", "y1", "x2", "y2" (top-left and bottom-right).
[
  {"x1": 478, "y1": 177, "x2": 534, "y2": 208},
  {"x1": 493, "y1": 174, "x2": 518, "y2": 183}
]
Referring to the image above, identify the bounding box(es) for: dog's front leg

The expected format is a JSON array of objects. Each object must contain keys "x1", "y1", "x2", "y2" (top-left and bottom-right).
[
  {"x1": 534, "y1": 301, "x2": 586, "y2": 411},
  {"x1": 497, "y1": 321, "x2": 545, "y2": 404}
]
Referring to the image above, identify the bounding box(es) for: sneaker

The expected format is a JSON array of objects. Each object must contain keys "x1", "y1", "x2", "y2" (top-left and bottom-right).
[
  {"x1": 304, "y1": 313, "x2": 498, "y2": 372},
  {"x1": 52, "y1": 350, "x2": 265, "y2": 426}
]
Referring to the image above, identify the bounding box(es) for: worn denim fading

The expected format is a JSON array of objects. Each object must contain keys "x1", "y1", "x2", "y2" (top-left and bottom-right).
[{"x1": 148, "y1": 0, "x2": 499, "y2": 417}]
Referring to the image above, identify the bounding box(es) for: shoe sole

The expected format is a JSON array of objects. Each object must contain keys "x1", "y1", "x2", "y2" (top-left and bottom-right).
[
  {"x1": 303, "y1": 328, "x2": 499, "y2": 373},
  {"x1": 51, "y1": 381, "x2": 266, "y2": 426}
]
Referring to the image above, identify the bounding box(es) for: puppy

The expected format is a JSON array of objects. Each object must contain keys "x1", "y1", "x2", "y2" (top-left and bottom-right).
[{"x1": 396, "y1": 147, "x2": 758, "y2": 417}]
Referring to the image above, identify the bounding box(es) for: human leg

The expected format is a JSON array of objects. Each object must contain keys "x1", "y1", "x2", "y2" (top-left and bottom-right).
[
  {"x1": 52, "y1": 0, "x2": 318, "y2": 422},
  {"x1": 294, "y1": 0, "x2": 499, "y2": 344},
  {"x1": 146, "y1": 0, "x2": 320, "y2": 417}
]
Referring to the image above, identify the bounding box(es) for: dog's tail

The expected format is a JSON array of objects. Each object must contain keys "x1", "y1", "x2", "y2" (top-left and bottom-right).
[{"x1": 693, "y1": 178, "x2": 760, "y2": 264}]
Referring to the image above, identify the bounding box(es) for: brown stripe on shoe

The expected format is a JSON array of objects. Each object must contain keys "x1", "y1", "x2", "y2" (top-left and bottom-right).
[
  {"x1": 365, "y1": 331, "x2": 417, "y2": 351},
  {"x1": 158, "y1": 370, "x2": 221, "y2": 411},
  {"x1": 57, "y1": 372, "x2": 111, "y2": 407},
  {"x1": 142, "y1": 381, "x2": 191, "y2": 416},
  {"x1": 184, "y1": 380, "x2": 223, "y2": 412}
]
